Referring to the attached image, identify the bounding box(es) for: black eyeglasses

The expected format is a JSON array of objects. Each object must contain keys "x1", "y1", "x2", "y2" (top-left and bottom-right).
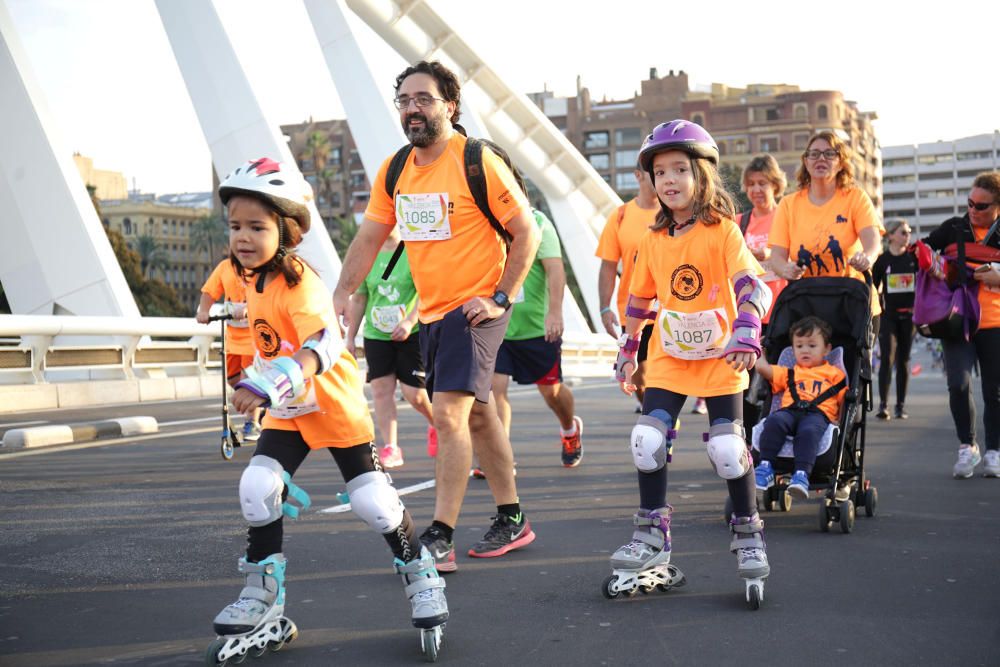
[
  {"x1": 968, "y1": 198, "x2": 996, "y2": 211},
  {"x1": 804, "y1": 149, "x2": 839, "y2": 160},
  {"x1": 393, "y1": 94, "x2": 446, "y2": 110}
]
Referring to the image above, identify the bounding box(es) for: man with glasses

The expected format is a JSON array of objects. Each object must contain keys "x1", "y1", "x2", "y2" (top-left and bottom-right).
[
  {"x1": 334, "y1": 61, "x2": 540, "y2": 571},
  {"x1": 922, "y1": 172, "x2": 1000, "y2": 478}
]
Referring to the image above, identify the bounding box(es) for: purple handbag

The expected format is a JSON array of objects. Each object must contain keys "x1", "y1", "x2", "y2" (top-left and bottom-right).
[{"x1": 913, "y1": 237, "x2": 981, "y2": 341}]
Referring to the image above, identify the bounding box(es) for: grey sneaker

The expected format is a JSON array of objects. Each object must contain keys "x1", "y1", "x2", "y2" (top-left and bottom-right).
[
  {"x1": 983, "y1": 450, "x2": 1000, "y2": 478},
  {"x1": 953, "y1": 445, "x2": 982, "y2": 479}
]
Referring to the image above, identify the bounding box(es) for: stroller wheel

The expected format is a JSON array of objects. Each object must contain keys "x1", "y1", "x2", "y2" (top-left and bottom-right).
[
  {"x1": 777, "y1": 485, "x2": 792, "y2": 512},
  {"x1": 864, "y1": 487, "x2": 878, "y2": 517},
  {"x1": 839, "y1": 499, "x2": 855, "y2": 533},
  {"x1": 818, "y1": 499, "x2": 832, "y2": 533}
]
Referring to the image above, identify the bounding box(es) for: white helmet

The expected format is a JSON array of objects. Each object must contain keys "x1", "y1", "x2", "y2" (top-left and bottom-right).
[{"x1": 219, "y1": 157, "x2": 313, "y2": 232}]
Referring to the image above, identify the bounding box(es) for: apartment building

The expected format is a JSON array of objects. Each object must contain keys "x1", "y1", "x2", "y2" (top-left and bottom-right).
[{"x1": 882, "y1": 132, "x2": 1000, "y2": 236}]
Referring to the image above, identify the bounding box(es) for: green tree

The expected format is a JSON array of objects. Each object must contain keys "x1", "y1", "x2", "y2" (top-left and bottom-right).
[
  {"x1": 135, "y1": 234, "x2": 170, "y2": 280},
  {"x1": 329, "y1": 214, "x2": 358, "y2": 255},
  {"x1": 190, "y1": 213, "x2": 228, "y2": 267},
  {"x1": 719, "y1": 163, "x2": 752, "y2": 213}
]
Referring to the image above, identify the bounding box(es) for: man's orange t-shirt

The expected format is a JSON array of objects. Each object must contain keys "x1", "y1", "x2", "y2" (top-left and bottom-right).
[
  {"x1": 595, "y1": 199, "x2": 658, "y2": 322},
  {"x1": 972, "y1": 225, "x2": 1000, "y2": 330},
  {"x1": 202, "y1": 260, "x2": 254, "y2": 356},
  {"x1": 629, "y1": 219, "x2": 764, "y2": 397},
  {"x1": 741, "y1": 209, "x2": 786, "y2": 324},
  {"x1": 364, "y1": 133, "x2": 531, "y2": 323},
  {"x1": 770, "y1": 188, "x2": 883, "y2": 315},
  {"x1": 247, "y1": 263, "x2": 374, "y2": 449},
  {"x1": 771, "y1": 362, "x2": 847, "y2": 424}
]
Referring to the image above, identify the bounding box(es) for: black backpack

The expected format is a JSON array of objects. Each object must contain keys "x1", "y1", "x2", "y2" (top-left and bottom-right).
[{"x1": 380, "y1": 133, "x2": 513, "y2": 280}]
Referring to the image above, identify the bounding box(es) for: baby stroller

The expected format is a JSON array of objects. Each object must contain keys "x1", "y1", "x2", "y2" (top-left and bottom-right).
[{"x1": 744, "y1": 275, "x2": 879, "y2": 533}]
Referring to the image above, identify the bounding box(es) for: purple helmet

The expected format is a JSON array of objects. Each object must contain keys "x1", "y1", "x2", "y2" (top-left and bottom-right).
[{"x1": 638, "y1": 120, "x2": 719, "y2": 170}]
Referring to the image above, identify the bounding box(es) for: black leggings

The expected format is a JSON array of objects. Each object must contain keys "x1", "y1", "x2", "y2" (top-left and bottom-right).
[
  {"x1": 640, "y1": 388, "x2": 756, "y2": 517},
  {"x1": 878, "y1": 312, "x2": 915, "y2": 408},
  {"x1": 245, "y1": 430, "x2": 386, "y2": 562},
  {"x1": 943, "y1": 328, "x2": 1000, "y2": 451}
]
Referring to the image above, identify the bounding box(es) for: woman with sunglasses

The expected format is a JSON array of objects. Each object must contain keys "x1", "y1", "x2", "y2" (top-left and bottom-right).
[
  {"x1": 768, "y1": 131, "x2": 883, "y2": 330},
  {"x1": 872, "y1": 218, "x2": 918, "y2": 419},
  {"x1": 922, "y1": 172, "x2": 1000, "y2": 479}
]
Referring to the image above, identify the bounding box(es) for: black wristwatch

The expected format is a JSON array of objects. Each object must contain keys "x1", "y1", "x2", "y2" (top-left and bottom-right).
[{"x1": 491, "y1": 290, "x2": 512, "y2": 310}]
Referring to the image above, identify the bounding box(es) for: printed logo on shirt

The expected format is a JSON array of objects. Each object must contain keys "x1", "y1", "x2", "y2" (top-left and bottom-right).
[
  {"x1": 254, "y1": 319, "x2": 282, "y2": 358},
  {"x1": 497, "y1": 189, "x2": 512, "y2": 205},
  {"x1": 835, "y1": 215, "x2": 848, "y2": 223},
  {"x1": 670, "y1": 264, "x2": 704, "y2": 301}
]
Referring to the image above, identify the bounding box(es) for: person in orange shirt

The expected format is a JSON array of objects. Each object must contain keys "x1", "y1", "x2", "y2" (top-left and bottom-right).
[
  {"x1": 768, "y1": 131, "x2": 883, "y2": 330},
  {"x1": 196, "y1": 258, "x2": 261, "y2": 441},
  {"x1": 607, "y1": 120, "x2": 773, "y2": 609},
  {"x1": 753, "y1": 316, "x2": 847, "y2": 499},
  {"x1": 596, "y1": 163, "x2": 658, "y2": 409},
  {"x1": 333, "y1": 61, "x2": 540, "y2": 572},
  {"x1": 207, "y1": 158, "x2": 447, "y2": 663}
]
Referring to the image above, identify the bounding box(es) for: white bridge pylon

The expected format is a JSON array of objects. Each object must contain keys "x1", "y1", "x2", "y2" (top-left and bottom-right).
[{"x1": 344, "y1": 0, "x2": 623, "y2": 330}]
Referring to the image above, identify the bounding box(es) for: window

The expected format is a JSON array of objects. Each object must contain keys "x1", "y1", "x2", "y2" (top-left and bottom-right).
[
  {"x1": 734, "y1": 139, "x2": 749, "y2": 155},
  {"x1": 765, "y1": 108, "x2": 780, "y2": 121},
  {"x1": 759, "y1": 136, "x2": 779, "y2": 153},
  {"x1": 614, "y1": 128, "x2": 642, "y2": 146},
  {"x1": 817, "y1": 104, "x2": 828, "y2": 120},
  {"x1": 918, "y1": 154, "x2": 951, "y2": 165},
  {"x1": 793, "y1": 133, "x2": 810, "y2": 151},
  {"x1": 123, "y1": 218, "x2": 132, "y2": 235},
  {"x1": 957, "y1": 150, "x2": 992, "y2": 161},
  {"x1": 615, "y1": 149, "x2": 639, "y2": 169},
  {"x1": 588, "y1": 153, "x2": 610, "y2": 170},
  {"x1": 330, "y1": 148, "x2": 341, "y2": 165},
  {"x1": 692, "y1": 113, "x2": 704, "y2": 126},
  {"x1": 885, "y1": 192, "x2": 916, "y2": 201},
  {"x1": 350, "y1": 173, "x2": 366, "y2": 189},
  {"x1": 793, "y1": 103, "x2": 808, "y2": 120},
  {"x1": 330, "y1": 192, "x2": 341, "y2": 209},
  {"x1": 584, "y1": 131, "x2": 609, "y2": 149},
  {"x1": 300, "y1": 158, "x2": 314, "y2": 172},
  {"x1": 883, "y1": 157, "x2": 913, "y2": 168},
  {"x1": 919, "y1": 189, "x2": 955, "y2": 199},
  {"x1": 884, "y1": 174, "x2": 916, "y2": 184},
  {"x1": 615, "y1": 172, "x2": 637, "y2": 191},
  {"x1": 921, "y1": 206, "x2": 956, "y2": 216}
]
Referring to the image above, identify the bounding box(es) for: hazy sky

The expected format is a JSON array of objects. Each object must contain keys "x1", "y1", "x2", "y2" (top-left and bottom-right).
[{"x1": 6, "y1": 0, "x2": 998, "y2": 194}]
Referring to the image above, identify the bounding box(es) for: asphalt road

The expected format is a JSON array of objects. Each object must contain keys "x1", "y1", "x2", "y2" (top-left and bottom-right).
[{"x1": 1, "y1": 347, "x2": 997, "y2": 666}]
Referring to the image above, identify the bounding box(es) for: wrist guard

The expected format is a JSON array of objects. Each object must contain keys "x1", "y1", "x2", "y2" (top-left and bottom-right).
[
  {"x1": 722, "y1": 311, "x2": 762, "y2": 362},
  {"x1": 615, "y1": 333, "x2": 641, "y2": 382},
  {"x1": 236, "y1": 356, "x2": 306, "y2": 408}
]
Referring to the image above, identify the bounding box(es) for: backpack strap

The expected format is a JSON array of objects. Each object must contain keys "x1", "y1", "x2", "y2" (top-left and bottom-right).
[
  {"x1": 464, "y1": 137, "x2": 513, "y2": 247},
  {"x1": 787, "y1": 367, "x2": 846, "y2": 414},
  {"x1": 380, "y1": 145, "x2": 415, "y2": 280},
  {"x1": 739, "y1": 210, "x2": 752, "y2": 236}
]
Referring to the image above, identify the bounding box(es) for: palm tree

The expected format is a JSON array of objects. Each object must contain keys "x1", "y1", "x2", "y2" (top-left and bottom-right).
[
  {"x1": 134, "y1": 234, "x2": 170, "y2": 280},
  {"x1": 304, "y1": 131, "x2": 335, "y2": 220},
  {"x1": 190, "y1": 213, "x2": 228, "y2": 265}
]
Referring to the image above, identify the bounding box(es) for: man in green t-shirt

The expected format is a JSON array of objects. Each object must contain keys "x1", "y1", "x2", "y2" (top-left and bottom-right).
[
  {"x1": 347, "y1": 226, "x2": 436, "y2": 468},
  {"x1": 492, "y1": 209, "x2": 582, "y2": 467}
]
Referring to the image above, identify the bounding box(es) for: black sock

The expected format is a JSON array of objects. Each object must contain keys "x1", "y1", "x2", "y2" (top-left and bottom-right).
[
  {"x1": 497, "y1": 503, "x2": 522, "y2": 521},
  {"x1": 383, "y1": 510, "x2": 418, "y2": 562},
  {"x1": 430, "y1": 520, "x2": 454, "y2": 543}
]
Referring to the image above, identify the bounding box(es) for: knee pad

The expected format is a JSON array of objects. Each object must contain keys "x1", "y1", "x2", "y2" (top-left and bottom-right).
[
  {"x1": 704, "y1": 420, "x2": 751, "y2": 480},
  {"x1": 631, "y1": 409, "x2": 675, "y2": 472},
  {"x1": 346, "y1": 471, "x2": 404, "y2": 533},
  {"x1": 239, "y1": 455, "x2": 285, "y2": 527}
]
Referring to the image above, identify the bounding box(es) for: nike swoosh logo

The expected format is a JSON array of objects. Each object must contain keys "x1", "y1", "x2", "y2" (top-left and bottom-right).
[{"x1": 432, "y1": 547, "x2": 452, "y2": 560}]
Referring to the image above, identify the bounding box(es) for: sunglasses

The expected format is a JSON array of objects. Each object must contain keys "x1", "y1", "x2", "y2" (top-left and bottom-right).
[{"x1": 968, "y1": 198, "x2": 996, "y2": 211}]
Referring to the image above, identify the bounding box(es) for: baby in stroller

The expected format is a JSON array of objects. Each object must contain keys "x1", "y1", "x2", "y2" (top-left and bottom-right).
[{"x1": 753, "y1": 316, "x2": 847, "y2": 499}]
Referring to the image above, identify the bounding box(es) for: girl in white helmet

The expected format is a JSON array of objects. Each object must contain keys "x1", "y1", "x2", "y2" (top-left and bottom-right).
[{"x1": 206, "y1": 157, "x2": 448, "y2": 663}]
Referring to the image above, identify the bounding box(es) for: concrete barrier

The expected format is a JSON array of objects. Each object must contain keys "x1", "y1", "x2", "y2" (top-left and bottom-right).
[{"x1": 2, "y1": 416, "x2": 159, "y2": 449}]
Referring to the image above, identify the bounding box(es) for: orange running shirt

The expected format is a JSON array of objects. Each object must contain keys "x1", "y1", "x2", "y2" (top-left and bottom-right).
[
  {"x1": 202, "y1": 260, "x2": 254, "y2": 356},
  {"x1": 770, "y1": 188, "x2": 883, "y2": 315},
  {"x1": 629, "y1": 219, "x2": 764, "y2": 397},
  {"x1": 741, "y1": 209, "x2": 786, "y2": 324},
  {"x1": 972, "y1": 225, "x2": 1000, "y2": 330},
  {"x1": 595, "y1": 199, "x2": 659, "y2": 322},
  {"x1": 365, "y1": 133, "x2": 531, "y2": 323},
  {"x1": 771, "y1": 362, "x2": 847, "y2": 424},
  {"x1": 247, "y1": 263, "x2": 374, "y2": 449}
]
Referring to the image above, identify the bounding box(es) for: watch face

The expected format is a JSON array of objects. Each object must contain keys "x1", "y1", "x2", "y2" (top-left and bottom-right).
[{"x1": 493, "y1": 291, "x2": 510, "y2": 308}]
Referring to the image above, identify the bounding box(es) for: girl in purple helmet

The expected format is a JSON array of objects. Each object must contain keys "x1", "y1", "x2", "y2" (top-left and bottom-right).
[{"x1": 606, "y1": 120, "x2": 773, "y2": 609}]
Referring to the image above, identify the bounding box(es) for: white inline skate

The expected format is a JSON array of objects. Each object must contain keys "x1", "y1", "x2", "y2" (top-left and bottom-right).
[
  {"x1": 602, "y1": 506, "x2": 686, "y2": 599},
  {"x1": 395, "y1": 545, "x2": 449, "y2": 662},
  {"x1": 206, "y1": 553, "x2": 297, "y2": 666},
  {"x1": 730, "y1": 513, "x2": 769, "y2": 610}
]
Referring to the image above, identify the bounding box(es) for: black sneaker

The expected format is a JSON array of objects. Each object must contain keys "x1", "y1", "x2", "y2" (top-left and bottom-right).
[
  {"x1": 467, "y1": 512, "x2": 536, "y2": 558},
  {"x1": 894, "y1": 405, "x2": 908, "y2": 419},
  {"x1": 418, "y1": 526, "x2": 456, "y2": 573},
  {"x1": 876, "y1": 405, "x2": 891, "y2": 420}
]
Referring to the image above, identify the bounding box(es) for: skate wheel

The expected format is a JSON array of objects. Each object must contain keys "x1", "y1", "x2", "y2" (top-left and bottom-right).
[
  {"x1": 221, "y1": 437, "x2": 234, "y2": 461},
  {"x1": 746, "y1": 583, "x2": 762, "y2": 610},
  {"x1": 839, "y1": 499, "x2": 855, "y2": 534},
  {"x1": 204, "y1": 638, "x2": 230, "y2": 667},
  {"x1": 229, "y1": 647, "x2": 247, "y2": 665},
  {"x1": 421, "y1": 626, "x2": 443, "y2": 662},
  {"x1": 601, "y1": 575, "x2": 620, "y2": 599}
]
